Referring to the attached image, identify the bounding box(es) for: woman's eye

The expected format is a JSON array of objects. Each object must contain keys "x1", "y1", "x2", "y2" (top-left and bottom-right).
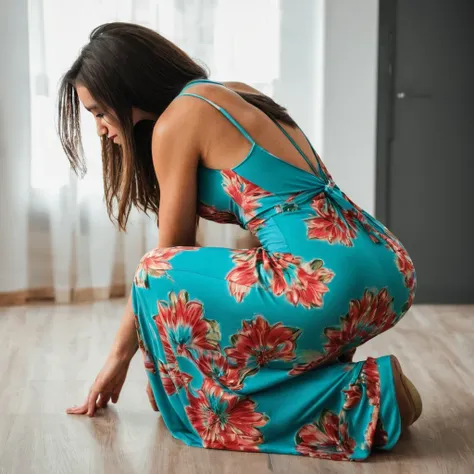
[{"x1": 95, "y1": 113, "x2": 105, "y2": 118}]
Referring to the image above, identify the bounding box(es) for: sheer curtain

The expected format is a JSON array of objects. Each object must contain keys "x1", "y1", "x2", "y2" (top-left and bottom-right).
[{"x1": 4, "y1": 0, "x2": 281, "y2": 304}]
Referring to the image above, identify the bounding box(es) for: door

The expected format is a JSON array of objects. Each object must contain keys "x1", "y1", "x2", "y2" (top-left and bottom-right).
[{"x1": 377, "y1": 0, "x2": 474, "y2": 303}]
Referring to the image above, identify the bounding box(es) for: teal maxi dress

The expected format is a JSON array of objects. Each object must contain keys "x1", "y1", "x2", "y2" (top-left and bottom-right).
[{"x1": 131, "y1": 79, "x2": 417, "y2": 461}]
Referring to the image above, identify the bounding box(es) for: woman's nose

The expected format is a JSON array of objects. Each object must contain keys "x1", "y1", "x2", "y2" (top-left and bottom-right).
[{"x1": 96, "y1": 122, "x2": 108, "y2": 138}]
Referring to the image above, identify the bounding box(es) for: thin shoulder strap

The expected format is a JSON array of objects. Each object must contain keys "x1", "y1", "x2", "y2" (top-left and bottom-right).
[
  {"x1": 178, "y1": 90, "x2": 255, "y2": 145},
  {"x1": 181, "y1": 78, "x2": 223, "y2": 93},
  {"x1": 268, "y1": 116, "x2": 324, "y2": 178},
  {"x1": 299, "y1": 128, "x2": 327, "y2": 180},
  {"x1": 180, "y1": 79, "x2": 325, "y2": 177}
]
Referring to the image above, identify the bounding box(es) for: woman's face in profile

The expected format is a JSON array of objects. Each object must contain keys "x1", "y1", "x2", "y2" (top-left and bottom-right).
[
  {"x1": 76, "y1": 85, "x2": 123, "y2": 144},
  {"x1": 76, "y1": 84, "x2": 151, "y2": 146}
]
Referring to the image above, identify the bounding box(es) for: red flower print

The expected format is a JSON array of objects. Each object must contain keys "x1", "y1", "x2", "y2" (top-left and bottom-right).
[
  {"x1": 221, "y1": 170, "x2": 272, "y2": 221},
  {"x1": 343, "y1": 383, "x2": 362, "y2": 410},
  {"x1": 381, "y1": 233, "x2": 417, "y2": 307},
  {"x1": 198, "y1": 202, "x2": 241, "y2": 226},
  {"x1": 226, "y1": 248, "x2": 334, "y2": 308},
  {"x1": 361, "y1": 357, "x2": 380, "y2": 407},
  {"x1": 226, "y1": 249, "x2": 260, "y2": 303},
  {"x1": 158, "y1": 360, "x2": 193, "y2": 396},
  {"x1": 360, "y1": 358, "x2": 382, "y2": 450},
  {"x1": 288, "y1": 352, "x2": 330, "y2": 376},
  {"x1": 154, "y1": 291, "x2": 221, "y2": 360},
  {"x1": 185, "y1": 378, "x2": 269, "y2": 451},
  {"x1": 142, "y1": 352, "x2": 156, "y2": 374},
  {"x1": 134, "y1": 247, "x2": 197, "y2": 289},
  {"x1": 224, "y1": 315, "x2": 301, "y2": 373},
  {"x1": 194, "y1": 351, "x2": 246, "y2": 391},
  {"x1": 323, "y1": 289, "x2": 397, "y2": 357},
  {"x1": 226, "y1": 248, "x2": 299, "y2": 302},
  {"x1": 134, "y1": 315, "x2": 156, "y2": 374},
  {"x1": 159, "y1": 361, "x2": 177, "y2": 395},
  {"x1": 342, "y1": 194, "x2": 417, "y2": 306},
  {"x1": 246, "y1": 217, "x2": 266, "y2": 233},
  {"x1": 363, "y1": 405, "x2": 382, "y2": 450},
  {"x1": 289, "y1": 290, "x2": 395, "y2": 376},
  {"x1": 295, "y1": 410, "x2": 356, "y2": 460},
  {"x1": 364, "y1": 415, "x2": 388, "y2": 449},
  {"x1": 305, "y1": 196, "x2": 359, "y2": 246},
  {"x1": 284, "y1": 259, "x2": 334, "y2": 309},
  {"x1": 289, "y1": 289, "x2": 397, "y2": 375},
  {"x1": 364, "y1": 417, "x2": 377, "y2": 447},
  {"x1": 406, "y1": 273, "x2": 416, "y2": 307},
  {"x1": 156, "y1": 317, "x2": 177, "y2": 368}
]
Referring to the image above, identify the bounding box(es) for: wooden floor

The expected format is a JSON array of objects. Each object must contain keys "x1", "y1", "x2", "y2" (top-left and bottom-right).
[{"x1": 0, "y1": 302, "x2": 473, "y2": 474}]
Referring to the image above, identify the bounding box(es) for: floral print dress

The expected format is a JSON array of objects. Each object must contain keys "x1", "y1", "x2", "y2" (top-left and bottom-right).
[{"x1": 131, "y1": 79, "x2": 417, "y2": 461}]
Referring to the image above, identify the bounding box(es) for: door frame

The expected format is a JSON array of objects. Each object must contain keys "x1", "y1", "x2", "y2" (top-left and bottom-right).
[{"x1": 375, "y1": 0, "x2": 397, "y2": 225}]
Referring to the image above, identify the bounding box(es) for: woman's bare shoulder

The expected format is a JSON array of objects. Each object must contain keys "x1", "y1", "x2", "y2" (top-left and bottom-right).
[
  {"x1": 152, "y1": 80, "x2": 261, "y2": 155},
  {"x1": 223, "y1": 81, "x2": 264, "y2": 96}
]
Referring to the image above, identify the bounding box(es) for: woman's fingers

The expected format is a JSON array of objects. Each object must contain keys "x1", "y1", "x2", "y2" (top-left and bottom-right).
[
  {"x1": 146, "y1": 381, "x2": 158, "y2": 411},
  {"x1": 66, "y1": 393, "x2": 110, "y2": 415},
  {"x1": 66, "y1": 394, "x2": 90, "y2": 414},
  {"x1": 97, "y1": 393, "x2": 111, "y2": 408},
  {"x1": 66, "y1": 356, "x2": 130, "y2": 416},
  {"x1": 66, "y1": 403, "x2": 88, "y2": 415},
  {"x1": 87, "y1": 389, "x2": 100, "y2": 417}
]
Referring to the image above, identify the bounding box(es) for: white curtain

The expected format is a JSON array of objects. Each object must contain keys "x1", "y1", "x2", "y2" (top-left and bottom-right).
[{"x1": 0, "y1": 0, "x2": 281, "y2": 304}]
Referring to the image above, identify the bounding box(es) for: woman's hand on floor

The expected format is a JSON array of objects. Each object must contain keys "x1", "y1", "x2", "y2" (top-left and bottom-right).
[{"x1": 66, "y1": 353, "x2": 130, "y2": 417}]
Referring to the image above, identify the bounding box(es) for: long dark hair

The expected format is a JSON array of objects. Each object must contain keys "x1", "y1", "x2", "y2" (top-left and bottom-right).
[{"x1": 58, "y1": 22, "x2": 295, "y2": 230}]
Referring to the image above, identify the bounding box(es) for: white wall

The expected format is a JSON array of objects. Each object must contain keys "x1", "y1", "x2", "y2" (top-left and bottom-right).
[
  {"x1": 0, "y1": 0, "x2": 380, "y2": 294},
  {"x1": 276, "y1": 0, "x2": 325, "y2": 150},
  {"x1": 277, "y1": 0, "x2": 379, "y2": 215},
  {"x1": 321, "y1": 0, "x2": 380, "y2": 214},
  {"x1": 0, "y1": 0, "x2": 31, "y2": 292}
]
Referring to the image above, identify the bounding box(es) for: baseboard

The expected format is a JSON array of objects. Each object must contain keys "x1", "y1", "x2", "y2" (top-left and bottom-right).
[{"x1": 0, "y1": 284, "x2": 127, "y2": 306}]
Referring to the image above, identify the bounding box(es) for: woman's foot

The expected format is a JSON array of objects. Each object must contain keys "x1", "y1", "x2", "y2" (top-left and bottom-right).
[{"x1": 390, "y1": 355, "x2": 422, "y2": 429}]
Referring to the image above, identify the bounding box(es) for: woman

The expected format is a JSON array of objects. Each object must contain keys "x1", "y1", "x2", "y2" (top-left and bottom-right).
[{"x1": 60, "y1": 22, "x2": 421, "y2": 461}]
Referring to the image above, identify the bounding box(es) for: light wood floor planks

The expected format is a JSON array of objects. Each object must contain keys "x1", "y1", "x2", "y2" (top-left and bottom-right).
[{"x1": 0, "y1": 302, "x2": 473, "y2": 474}]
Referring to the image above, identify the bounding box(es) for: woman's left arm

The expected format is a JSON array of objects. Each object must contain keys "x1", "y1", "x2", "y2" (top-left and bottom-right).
[
  {"x1": 110, "y1": 110, "x2": 202, "y2": 361},
  {"x1": 111, "y1": 103, "x2": 202, "y2": 362},
  {"x1": 111, "y1": 109, "x2": 202, "y2": 363},
  {"x1": 66, "y1": 104, "x2": 203, "y2": 416}
]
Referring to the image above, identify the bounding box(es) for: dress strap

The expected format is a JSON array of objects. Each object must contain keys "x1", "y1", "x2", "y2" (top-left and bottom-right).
[
  {"x1": 178, "y1": 92, "x2": 255, "y2": 145},
  {"x1": 180, "y1": 78, "x2": 223, "y2": 93},
  {"x1": 298, "y1": 128, "x2": 327, "y2": 180},
  {"x1": 268, "y1": 116, "x2": 325, "y2": 179}
]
